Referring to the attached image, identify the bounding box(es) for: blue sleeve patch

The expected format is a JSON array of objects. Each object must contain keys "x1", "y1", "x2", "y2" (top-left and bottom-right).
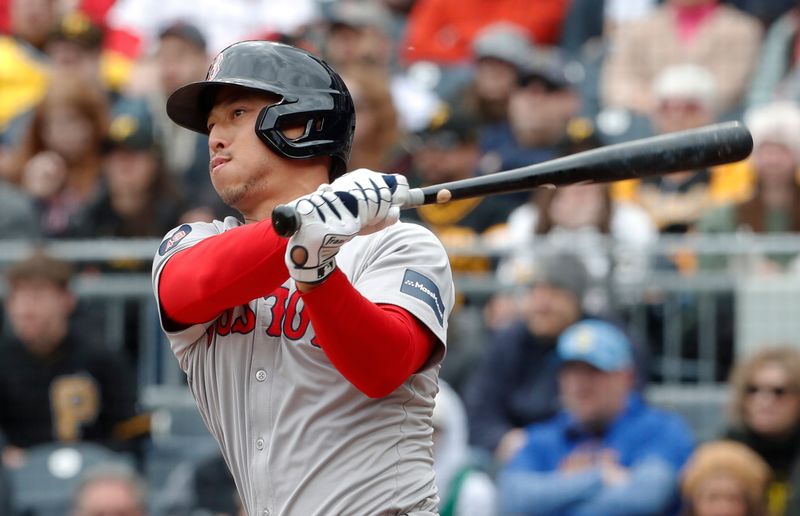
[
  {"x1": 400, "y1": 269, "x2": 445, "y2": 326},
  {"x1": 158, "y1": 224, "x2": 193, "y2": 256}
]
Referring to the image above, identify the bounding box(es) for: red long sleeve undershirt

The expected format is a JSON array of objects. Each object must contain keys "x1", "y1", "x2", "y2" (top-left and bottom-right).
[
  {"x1": 159, "y1": 221, "x2": 435, "y2": 398},
  {"x1": 160, "y1": 220, "x2": 290, "y2": 324},
  {"x1": 300, "y1": 268, "x2": 436, "y2": 398}
]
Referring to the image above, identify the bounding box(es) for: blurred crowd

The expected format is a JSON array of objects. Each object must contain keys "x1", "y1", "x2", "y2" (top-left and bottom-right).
[{"x1": 3, "y1": 0, "x2": 800, "y2": 514}]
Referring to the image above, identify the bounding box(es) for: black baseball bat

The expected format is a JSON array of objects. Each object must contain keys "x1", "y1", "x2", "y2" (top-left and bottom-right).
[{"x1": 271, "y1": 121, "x2": 753, "y2": 237}]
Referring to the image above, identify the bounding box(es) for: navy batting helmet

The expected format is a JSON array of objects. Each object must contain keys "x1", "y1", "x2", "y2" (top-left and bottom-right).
[{"x1": 166, "y1": 40, "x2": 355, "y2": 178}]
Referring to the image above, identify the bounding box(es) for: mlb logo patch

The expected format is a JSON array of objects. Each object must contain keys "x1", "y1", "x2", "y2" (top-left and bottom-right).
[{"x1": 159, "y1": 224, "x2": 193, "y2": 256}]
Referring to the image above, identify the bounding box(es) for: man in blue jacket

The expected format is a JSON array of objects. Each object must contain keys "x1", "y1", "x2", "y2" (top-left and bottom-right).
[{"x1": 498, "y1": 319, "x2": 695, "y2": 515}]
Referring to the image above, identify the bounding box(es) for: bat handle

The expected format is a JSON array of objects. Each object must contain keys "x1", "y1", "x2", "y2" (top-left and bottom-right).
[
  {"x1": 271, "y1": 188, "x2": 426, "y2": 238},
  {"x1": 272, "y1": 204, "x2": 301, "y2": 237}
]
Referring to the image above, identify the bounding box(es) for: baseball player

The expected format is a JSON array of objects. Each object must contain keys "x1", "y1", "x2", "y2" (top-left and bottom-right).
[{"x1": 151, "y1": 40, "x2": 455, "y2": 516}]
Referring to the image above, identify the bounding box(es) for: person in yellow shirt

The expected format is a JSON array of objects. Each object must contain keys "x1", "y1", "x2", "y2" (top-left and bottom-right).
[
  {"x1": 611, "y1": 64, "x2": 752, "y2": 233},
  {"x1": 0, "y1": 0, "x2": 56, "y2": 134}
]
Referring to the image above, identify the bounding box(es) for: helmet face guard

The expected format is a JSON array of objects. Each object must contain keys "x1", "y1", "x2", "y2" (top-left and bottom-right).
[{"x1": 166, "y1": 41, "x2": 355, "y2": 178}]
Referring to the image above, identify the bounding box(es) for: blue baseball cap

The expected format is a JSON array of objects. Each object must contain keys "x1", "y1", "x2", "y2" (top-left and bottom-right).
[{"x1": 557, "y1": 319, "x2": 633, "y2": 372}]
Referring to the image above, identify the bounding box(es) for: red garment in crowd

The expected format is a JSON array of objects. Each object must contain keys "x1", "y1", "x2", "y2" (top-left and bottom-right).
[{"x1": 402, "y1": 0, "x2": 569, "y2": 65}]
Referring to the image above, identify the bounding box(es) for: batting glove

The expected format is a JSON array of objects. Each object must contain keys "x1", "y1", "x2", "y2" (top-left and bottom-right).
[
  {"x1": 285, "y1": 189, "x2": 361, "y2": 284},
  {"x1": 328, "y1": 168, "x2": 409, "y2": 235}
]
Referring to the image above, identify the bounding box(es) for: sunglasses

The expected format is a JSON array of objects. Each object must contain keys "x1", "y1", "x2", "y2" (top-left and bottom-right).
[{"x1": 745, "y1": 384, "x2": 798, "y2": 398}]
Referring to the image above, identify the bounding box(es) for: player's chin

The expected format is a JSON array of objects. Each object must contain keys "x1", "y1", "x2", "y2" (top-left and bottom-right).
[{"x1": 215, "y1": 184, "x2": 248, "y2": 208}]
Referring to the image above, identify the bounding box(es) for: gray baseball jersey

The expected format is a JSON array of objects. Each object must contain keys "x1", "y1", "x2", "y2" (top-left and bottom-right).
[{"x1": 152, "y1": 217, "x2": 454, "y2": 516}]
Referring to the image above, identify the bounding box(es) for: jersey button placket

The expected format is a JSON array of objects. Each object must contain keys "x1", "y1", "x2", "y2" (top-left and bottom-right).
[
  {"x1": 256, "y1": 438, "x2": 264, "y2": 450},
  {"x1": 255, "y1": 369, "x2": 267, "y2": 382}
]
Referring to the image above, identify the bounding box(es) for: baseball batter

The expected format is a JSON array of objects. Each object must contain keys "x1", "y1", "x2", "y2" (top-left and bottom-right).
[{"x1": 151, "y1": 41, "x2": 454, "y2": 515}]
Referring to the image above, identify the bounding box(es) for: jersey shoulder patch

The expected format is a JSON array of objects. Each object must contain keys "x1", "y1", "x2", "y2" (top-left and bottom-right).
[
  {"x1": 400, "y1": 269, "x2": 445, "y2": 326},
  {"x1": 158, "y1": 224, "x2": 193, "y2": 256}
]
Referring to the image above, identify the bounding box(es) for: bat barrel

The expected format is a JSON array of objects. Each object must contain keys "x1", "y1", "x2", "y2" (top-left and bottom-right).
[{"x1": 415, "y1": 121, "x2": 753, "y2": 205}]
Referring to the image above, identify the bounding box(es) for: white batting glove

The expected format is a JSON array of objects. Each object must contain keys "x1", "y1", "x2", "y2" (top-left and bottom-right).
[
  {"x1": 328, "y1": 168, "x2": 409, "y2": 235},
  {"x1": 285, "y1": 189, "x2": 361, "y2": 284}
]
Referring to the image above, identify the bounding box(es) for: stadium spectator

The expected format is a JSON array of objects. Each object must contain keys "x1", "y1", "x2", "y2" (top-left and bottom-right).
[
  {"x1": 746, "y1": 3, "x2": 800, "y2": 108},
  {"x1": 479, "y1": 46, "x2": 580, "y2": 178},
  {"x1": 70, "y1": 462, "x2": 147, "y2": 516},
  {"x1": 401, "y1": 0, "x2": 568, "y2": 65},
  {"x1": 3, "y1": 10, "x2": 111, "y2": 149},
  {"x1": 463, "y1": 253, "x2": 593, "y2": 464},
  {"x1": 499, "y1": 179, "x2": 656, "y2": 313},
  {"x1": 432, "y1": 381, "x2": 497, "y2": 516},
  {"x1": 723, "y1": 347, "x2": 800, "y2": 516},
  {"x1": 497, "y1": 319, "x2": 695, "y2": 516},
  {"x1": 339, "y1": 66, "x2": 409, "y2": 174},
  {"x1": 140, "y1": 21, "x2": 220, "y2": 208},
  {"x1": 152, "y1": 451, "x2": 238, "y2": 516},
  {"x1": 10, "y1": 73, "x2": 109, "y2": 238},
  {"x1": 69, "y1": 97, "x2": 185, "y2": 241},
  {"x1": 600, "y1": 0, "x2": 762, "y2": 118},
  {"x1": 320, "y1": 1, "x2": 394, "y2": 72},
  {"x1": 44, "y1": 11, "x2": 108, "y2": 98},
  {"x1": 680, "y1": 440, "x2": 771, "y2": 516},
  {"x1": 0, "y1": 251, "x2": 145, "y2": 468},
  {"x1": 320, "y1": 1, "x2": 442, "y2": 134},
  {"x1": 450, "y1": 22, "x2": 534, "y2": 127},
  {"x1": 0, "y1": 0, "x2": 59, "y2": 133},
  {"x1": 559, "y1": 0, "x2": 657, "y2": 59},
  {"x1": 0, "y1": 178, "x2": 40, "y2": 239},
  {"x1": 559, "y1": 0, "x2": 658, "y2": 142},
  {"x1": 404, "y1": 108, "x2": 516, "y2": 265},
  {"x1": 697, "y1": 101, "x2": 800, "y2": 273},
  {"x1": 613, "y1": 64, "x2": 738, "y2": 235}
]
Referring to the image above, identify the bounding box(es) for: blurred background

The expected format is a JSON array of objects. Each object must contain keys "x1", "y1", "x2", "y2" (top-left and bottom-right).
[{"x1": 2, "y1": 0, "x2": 800, "y2": 515}]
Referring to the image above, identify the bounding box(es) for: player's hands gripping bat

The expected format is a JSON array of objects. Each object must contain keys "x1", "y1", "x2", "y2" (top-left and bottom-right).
[
  {"x1": 328, "y1": 168, "x2": 410, "y2": 235},
  {"x1": 285, "y1": 171, "x2": 408, "y2": 283},
  {"x1": 285, "y1": 188, "x2": 359, "y2": 284}
]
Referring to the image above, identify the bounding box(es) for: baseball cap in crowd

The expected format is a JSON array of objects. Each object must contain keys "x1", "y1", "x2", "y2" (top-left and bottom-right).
[
  {"x1": 529, "y1": 252, "x2": 589, "y2": 302},
  {"x1": 158, "y1": 21, "x2": 207, "y2": 53},
  {"x1": 47, "y1": 11, "x2": 104, "y2": 50},
  {"x1": 472, "y1": 22, "x2": 534, "y2": 72},
  {"x1": 327, "y1": 1, "x2": 391, "y2": 31},
  {"x1": 106, "y1": 98, "x2": 157, "y2": 151},
  {"x1": 416, "y1": 106, "x2": 479, "y2": 149},
  {"x1": 557, "y1": 319, "x2": 633, "y2": 372},
  {"x1": 651, "y1": 64, "x2": 716, "y2": 110},
  {"x1": 745, "y1": 101, "x2": 800, "y2": 162},
  {"x1": 519, "y1": 47, "x2": 574, "y2": 91}
]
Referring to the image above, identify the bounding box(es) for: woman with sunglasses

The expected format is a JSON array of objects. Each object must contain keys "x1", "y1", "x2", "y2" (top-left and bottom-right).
[{"x1": 723, "y1": 347, "x2": 800, "y2": 516}]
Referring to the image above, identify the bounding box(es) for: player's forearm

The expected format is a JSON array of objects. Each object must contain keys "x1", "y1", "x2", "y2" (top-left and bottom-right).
[
  {"x1": 300, "y1": 268, "x2": 435, "y2": 398},
  {"x1": 159, "y1": 220, "x2": 289, "y2": 324}
]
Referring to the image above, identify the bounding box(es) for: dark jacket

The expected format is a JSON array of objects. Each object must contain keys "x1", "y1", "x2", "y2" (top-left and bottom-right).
[
  {"x1": 725, "y1": 425, "x2": 800, "y2": 516},
  {"x1": 463, "y1": 320, "x2": 564, "y2": 454},
  {"x1": 0, "y1": 330, "x2": 140, "y2": 451}
]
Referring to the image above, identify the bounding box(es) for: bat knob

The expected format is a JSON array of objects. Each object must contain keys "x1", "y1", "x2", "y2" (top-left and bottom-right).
[{"x1": 272, "y1": 205, "x2": 300, "y2": 237}]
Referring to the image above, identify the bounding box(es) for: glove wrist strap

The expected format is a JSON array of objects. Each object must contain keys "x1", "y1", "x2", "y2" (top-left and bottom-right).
[{"x1": 289, "y1": 258, "x2": 337, "y2": 284}]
